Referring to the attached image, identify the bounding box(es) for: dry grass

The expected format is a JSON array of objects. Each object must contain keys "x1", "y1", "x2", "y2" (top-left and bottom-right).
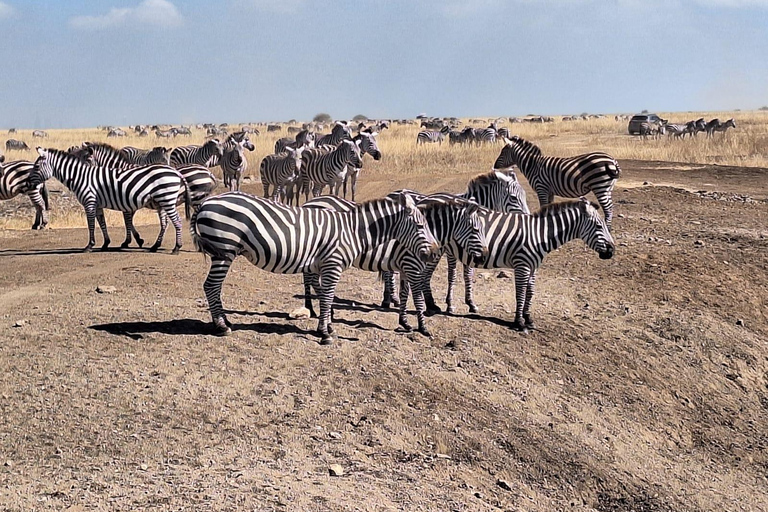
[{"x1": 2, "y1": 109, "x2": 765, "y2": 231}]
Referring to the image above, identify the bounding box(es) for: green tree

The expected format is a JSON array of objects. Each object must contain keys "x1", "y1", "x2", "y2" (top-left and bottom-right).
[
  {"x1": 352, "y1": 114, "x2": 369, "y2": 122},
  {"x1": 313, "y1": 113, "x2": 332, "y2": 123}
]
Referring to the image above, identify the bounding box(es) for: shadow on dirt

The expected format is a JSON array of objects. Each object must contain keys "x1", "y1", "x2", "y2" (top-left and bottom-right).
[{"x1": 90, "y1": 317, "x2": 319, "y2": 340}]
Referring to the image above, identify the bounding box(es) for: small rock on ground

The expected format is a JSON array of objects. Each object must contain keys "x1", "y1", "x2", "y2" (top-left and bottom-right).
[
  {"x1": 328, "y1": 464, "x2": 344, "y2": 477},
  {"x1": 96, "y1": 285, "x2": 117, "y2": 294},
  {"x1": 289, "y1": 307, "x2": 310, "y2": 319}
]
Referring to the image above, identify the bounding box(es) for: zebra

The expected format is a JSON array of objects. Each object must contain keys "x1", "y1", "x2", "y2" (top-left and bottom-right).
[
  {"x1": 342, "y1": 131, "x2": 381, "y2": 202},
  {"x1": 169, "y1": 139, "x2": 224, "y2": 168},
  {"x1": 296, "y1": 140, "x2": 364, "y2": 202},
  {"x1": 689, "y1": 118, "x2": 707, "y2": 137},
  {"x1": 155, "y1": 128, "x2": 176, "y2": 138},
  {"x1": 493, "y1": 135, "x2": 621, "y2": 228},
  {"x1": 6, "y1": 139, "x2": 30, "y2": 151},
  {"x1": 435, "y1": 198, "x2": 615, "y2": 331},
  {"x1": 706, "y1": 118, "x2": 736, "y2": 137},
  {"x1": 665, "y1": 123, "x2": 690, "y2": 138},
  {"x1": 303, "y1": 194, "x2": 486, "y2": 336},
  {"x1": 32, "y1": 130, "x2": 48, "y2": 138},
  {"x1": 190, "y1": 191, "x2": 440, "y2": 344},
  {"x1": 119, "y1": 146, "x2": 172, "y2": 166},
  {"x1": 267, "y1": 124, "x2": 281, "y2": 132},
  {"x1": 221, "y1": 139, "x2": 249, "y2": 192},
  {"x1": 274, "y1": 129, "x2": 316, "y2": 154},
  {"x1": 8, "y1": 128, "x2": 16, "y2": 133},
  {"x1": 473, "y1": 123, "x2": 498, "y2": 144},
  {"x1": 315, "y1": 122, "x2": 352, "y2": 147},
  {"x1": 639, "y1": 121, "x2": 665, "y2": 139},
  {"x1": 138, "y1": 129, "x2": 149, "y2": 137},
  {"x1": 416, "y1": 126, "x2": 450, "y2": 145},
  {"x1": 0, "y1": 160, "x2": 51, "y2": 229},
  {"x1": 174, "y1": 126, "x2": 192, "y2": 136},
  {"x1": 384, "y1": 171, "x2": 531, "y2": 313},
  {"x1": 260, "y1": 146, "x2": 305, "y2": 202},
  {"x1": 29, "y1": 147, "x2": 192, "y2": 253},
  {"x1": 107, "y1": 128, "x2": 127, "y2": 137}
]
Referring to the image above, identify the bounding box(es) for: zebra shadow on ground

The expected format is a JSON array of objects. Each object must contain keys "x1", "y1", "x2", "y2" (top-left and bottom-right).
[
  {"x1": 292, "y1": 294, "x2": 392, "y2": 315},
  {"x1": 227, "y1": 308, "x2": 387, "y2": 338},
  {"x1": 0, "y1": 247, "x2": 89, "y2": 257}
]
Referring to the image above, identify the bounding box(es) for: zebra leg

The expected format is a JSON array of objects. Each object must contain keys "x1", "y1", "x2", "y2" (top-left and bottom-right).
[
  {"x1": 150, "y1": 208, "x2": 169, "y2": 252},
  {"x1": 166, "y1": 207, "x2": 184, "y2": 255},
  {"x1": 303, "y1": 271, "x2": 318, "y2": 318},
  {"x1": 522, "y1": 271, "x2": 537, "y2": 329},
  {"x1": 317, "y1": 268, "x2": 341, "y2": 345},
  {"x1": 121, "y1": 211, "x2": 145, "y2": 248},
  {"x1": 95, "y1": 208, "x2": 111, "y2": 251},
  {"x1": 422, "y1": 260, "x2": 441, "y2": 315},
  {"x1": 204, "y1": 258, "x2": 233, "y2": 335},
  {"x1": 407, "y1": 270, "x2": 431, "y2": 337},
  {"x1": 82, "y1": 204, "x2": 97, "y2": 252},
  {"x1": 351, "y1": 170, "x2": 359, "y2": 202},
  {"x1": 397, "y1": 276, "x2": 413, "y2": 332},
  {"x1": 444, "y1": 255, "x2": 459, "y2": 314},
  {"x1": 28, "y1": 190, "x2": 47, "y2": 230},
  {"x1": 464, "y1": 265, "x2": 478, "y2": 313},
  {"x1": 512, "y1": 266, "x2": 531, "y2": 332},
  {"x1": 380, "y1": 271, "x2": 399, "y2": 308},
  {"x1": 262, "y1": 181, "x2": 271, "y2": 199},
  {"x1": 595, "y1": 191, "x2": 614, "y2": 230}
]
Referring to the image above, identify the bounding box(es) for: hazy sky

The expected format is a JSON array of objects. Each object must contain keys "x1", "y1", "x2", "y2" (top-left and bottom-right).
[{"x1": 0, "y1": 0, "x2": 766, "y2": 128}]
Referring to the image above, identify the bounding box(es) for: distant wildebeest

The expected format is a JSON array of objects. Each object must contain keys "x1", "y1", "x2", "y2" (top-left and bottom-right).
[
  {"x1": 8, "y1": 128, "x2": 17, "y2": 134},
  {"x1": 267, "y1": 124, "x2": 282, "y2": 132},
  {"x1": 32, "y1": 130, "x2": 48, "y2": 138},
  {"x1": 6, "y1": 139, "x2": 30, "y2": 150},
  {"x1": 107, "y1": 128, "x2": 127, "y2": 137}
]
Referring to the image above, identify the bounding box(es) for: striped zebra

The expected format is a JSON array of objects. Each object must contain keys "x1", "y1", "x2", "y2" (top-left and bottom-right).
[
  {"x1": 29, "y1": 147, "x2": 192, "y2": 253},
  {"x1": 190, "y1": 191, "x2": 440, "y2": 344},
  {"x1": 155, "y1": 128, "x2": 176, "y2": 138},
  {"x1": 297, "y1": 140, "x2": 364, "y2": 201},
  {"x1": 384, "y1": 171, "x2": 530, "y2": 313},
  {"x1": 665, "y1": 123, "x2": 690, "y2": 138},
  {"x1": 417, "y1": 126, "x2": 450, "y2": 145},
  {"x1": 496, "y1": 127, "x2": 511, "y2": 139},
  {"x1": 221, "y1": 139, "x2": 248, "y2": 192},
  {"x1": 32, "y1": 130, "x2": 48, "y2": 138},
  {"x1": 6, "y1": 139, "x2": 30, "y2": 151},
  {"x1": 473, "y1": 123, "x2": 498, "y2": 144},
  {"x1": 303, "y1": 194, "x2": 486, "y2": 336},
  {"x1": 274, "y1": 129, "x2": 315, "y2": 154},
  {"x1": 0, "y1": 160, "x2": 50, "y2": 229},
  {"x1": 342, "y1": 131, "x2": 381, "y2": 202},
  {"x1": 260, "y1": 146, "x2": 305, "y2": 202},
  {"x1": 639, "y1": 122, "x2": 665, "y2": 139},
  {"x1": 706, "y1": 118, "x2": 736, "y2": 137},
  {"x1": 315, "y1": 122, "x2": 352, "y2": 147},
  {"x1": 493, "y1": 135, "x2": 621, "y2": 228},
  {"x1": 119, "y1": 146, "x2": 172, "y2": 166},
  {"x1": 169, "y1": 139, "x2": 224, "y2": 168},
  {"x1": 689, "y1": 118, "x2": 707, "y2": 137},
  {"x1": 436, "y1": 198, "x2": 614, "y2": 330},
  {"x1": 107, "y1": 128, "x2": 127, "y2": 138}
]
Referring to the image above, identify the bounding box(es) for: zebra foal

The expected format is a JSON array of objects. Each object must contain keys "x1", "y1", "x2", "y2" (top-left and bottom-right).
[{"x1": 190, "y1": 191, "x2": 440, "y2": 344}]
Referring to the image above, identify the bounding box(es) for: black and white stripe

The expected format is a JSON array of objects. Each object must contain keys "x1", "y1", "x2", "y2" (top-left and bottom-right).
[
  {"x1": 29, "y1": 148, "x2": 191, "y2": 253},
  {"x1": 494, "y1": 135, "x2": 621, "y2": 228},
  {"x1": 299, "y1": 140, "x2": 364, "y2": 201},
  {"x1": 417, "y1": 126, "x2": 450, "y2": 145},
  {"x1": 260, "y1": 146, "x2": 305, "y2": 202},
  {"x1": 274, "y1": 129, "x2": 316, "y2": 154},
  {"x1": 170, "y1": 139, "x2": 224, "y2": 168},
  {"x1": 315, "y1": 122, "x2": 352, "y2": 147},
  {"x1": 221, "y1": 139, "x2": 249, "y2": 192},
  {"x1": 705, "y1": 118, "x2": 736, "y2": 137},
  {"x1": 190, "y1": 191, "x2": 440, "y2": 344},
  {"x1": 0, "y1": 160, "x2": 50, "y2": 229},
  {"x1": 446, "y1": 198, "x2": 615, "y2": 330},
  {"x1": 342, "y1": 131, "x2": 381, "y2": 202},
  {"x1": 119, "y1": 146, "x2": 172, "y2": 166},
  {"x1": 303, "y1": 194, "x2": 486, "y2": 336},
  {"x1": 6, "y1": 139, "x2": 30, "y2": 151},
  {"x1": 473, "y1": 123, "x2": 498, "y2": 144}
]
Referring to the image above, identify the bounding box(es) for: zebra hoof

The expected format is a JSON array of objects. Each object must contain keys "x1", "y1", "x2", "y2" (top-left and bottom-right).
[
  {"x1": 524, "y1": 316, "x2": 535, "y2": 329},
  {"x1": 120, "y1": 241, "x2": 131, "y2": 249},
  {"x1": 213, "y1": 318, "x2": 231, "y2": 335},
  {"x1": 511, "y1": 320, "x2": 528, "y2": 332},
  {"x1": 397, "y1": 321, "x2": 413, "y2": 333},
  {"x1": 136, "y1": 238, "x2": 145, "y2": 248},
  {"x1": 149, "y1": 245, "x2": 160, "y2": 253},
  {"x1": 468, "y1": 305, "x2": 479, "y2": 314},
  {"x1": 83, "y1": 245, "x2": 94, "y2": 253},
  {"x1": 100, "y1": 243, "x2": 110, "y2": 252},
  {"x1": 319, "y1": 335, "x2": 333, "y2": 346},
  {"x1": 446, "y1": 306, "x2": 456, "y2": 315},
  {"x1": 379, "y1": 299, "x2": 391, "y2": 309},
  {"x1": 171, "y1": 246, "x2": 181, "y2": 255},
  {"x1": 418, "y1": 327, "x2": 433, "y2": 338},
  {"x1": 391, "y1": 298, "x2": 401, "y2": 308}
]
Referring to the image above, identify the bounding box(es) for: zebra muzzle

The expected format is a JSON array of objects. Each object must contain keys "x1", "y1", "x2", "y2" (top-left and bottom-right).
[{"x1": 599, "y1": 245, "x2": 615, "y2": 260}]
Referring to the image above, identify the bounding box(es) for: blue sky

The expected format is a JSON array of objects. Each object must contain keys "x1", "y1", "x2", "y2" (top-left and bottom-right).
[{"x1": 0, "y1": 0, "x2": 766, "y2": 128}]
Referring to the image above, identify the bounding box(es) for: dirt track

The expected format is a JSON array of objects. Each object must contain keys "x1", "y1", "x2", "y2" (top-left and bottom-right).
[{"x1": 0, "y1": 161, "x2": 767, "y2": 511}]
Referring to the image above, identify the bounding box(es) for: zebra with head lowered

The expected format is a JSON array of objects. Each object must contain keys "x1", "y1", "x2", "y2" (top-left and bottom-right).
[
  {"x1": 493, "y1": 135, "x2": 621, "y2": 228},
  {"x1": 30, "y1": 148, "x2": 192, "y2": 253},
  {"x1": 0, "y1": 159, "x2": 51, "y2": 229},
  {"x1": 190, "y1": 191, "x2": 440, "y2": 344},
  {"x1": 6, "y1": 139, "x2": 30, "y2": 151},
  {"x1": 303, "y1": 194, "x2": 486, "y2": 336},
  {"x1": 260, "y1": 146, "x2": 305, "y2": 202},
  {"x1": 442, "y1": 198, "x2": 615, "y2": 331},
  {"x1": 417, "y1": 125, "x2": 450, "y2": 145},
  {"x1": 386, "y1": 171, "x2": 531, "y2": 314}
]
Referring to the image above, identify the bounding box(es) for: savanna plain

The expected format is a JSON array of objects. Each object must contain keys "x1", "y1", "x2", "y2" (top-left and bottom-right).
[{"x1": 0, "y1": 111, "x2": 767, "y2": 511}]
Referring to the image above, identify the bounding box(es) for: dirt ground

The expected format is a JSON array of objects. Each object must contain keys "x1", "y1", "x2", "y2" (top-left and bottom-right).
[{"x1": 0, "y1": 160, "x2": 767, "y2": 511}]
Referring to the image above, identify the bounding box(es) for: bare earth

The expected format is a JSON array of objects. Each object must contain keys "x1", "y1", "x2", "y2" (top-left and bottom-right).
[{"x1": 0, "y1": 161, "x2": 767, "y2": 511}]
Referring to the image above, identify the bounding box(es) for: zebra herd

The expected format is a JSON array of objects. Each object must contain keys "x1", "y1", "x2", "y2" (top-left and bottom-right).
[
  {"x1": 418, "y1": 122, "x2": 503, "y2": 146},
  {"x1": 639, "y1": 117, "x2": 737, "y2": 139},
  {"x1": 1, "y1": 124, "x2": 619, "y2": 344}
]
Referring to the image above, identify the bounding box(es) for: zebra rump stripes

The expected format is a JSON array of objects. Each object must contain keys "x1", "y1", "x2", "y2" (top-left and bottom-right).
[
  {"x1": 0, "y1": 160, "x2": 50, "y2": 229},
  {"x1": 494, "y1": 135, "x2": 620, "y2": 228},
  {"x1": 190, "y1": 191, "x2": 440, "y2": 344}
]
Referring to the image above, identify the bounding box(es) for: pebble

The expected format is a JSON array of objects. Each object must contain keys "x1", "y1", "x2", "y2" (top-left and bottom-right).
[
  {"x1": 12, "y1": 319, "x2": 28, "y2": 328},
  {"x1": 736, "y1": 319, "x2": 744, "y2": 327},
  {"x1": 496, "y1": 271, "x2": 511, "y2": 279},
  {"x1": 329, "y1": 431, "x2": 342, "y2": 440},
  {"x1": 496, "y1": 479, "x2": 513, "y2": 491},
  {"x1": 288, "y1": 307, "x2": 310, "y2": 319},
  {"x1": 694, "y1": 240, "x2": 705, "y2": 247},
  {"x1": 96, "y1": 285, "x2": 117, "y2": 294},
  {"x1": 328, "y1": 464, "x2": 344, "y2": 477}
]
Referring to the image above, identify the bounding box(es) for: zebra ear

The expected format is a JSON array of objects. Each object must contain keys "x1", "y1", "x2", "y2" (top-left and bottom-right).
[{"x1": 36, "y1": 147, "x2": 46, "y2": 157}]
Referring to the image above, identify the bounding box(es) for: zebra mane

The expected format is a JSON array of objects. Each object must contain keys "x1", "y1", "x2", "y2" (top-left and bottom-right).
[
  {"x1": 416, "y1": 196, "x2": 477, "y2": 212},
  {"x1": 83, "y1": 142, "x2": 121, "y2": 154},
  {"x1": 468, "y1": 170, "x2": 512, "y2": 187},
  {"x1": 507, "y1": 136, "x2": 542, "y2": 155}
]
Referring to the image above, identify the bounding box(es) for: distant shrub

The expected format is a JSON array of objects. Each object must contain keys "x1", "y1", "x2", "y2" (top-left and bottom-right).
[
  {"x1": 759, "y1": 106, "x2": 768, "y2": 111},
  {"x1": 313, "y1": 113, "x2": 332, "y2": 123},
  {"x1": 352, "y1": 114, "x2": 368, "y2": 122},
  {"x1": 641, "y1": 109, "x2": 649, "y2": 114}
]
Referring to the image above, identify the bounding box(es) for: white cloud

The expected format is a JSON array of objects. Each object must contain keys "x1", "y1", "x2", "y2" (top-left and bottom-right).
[
  {"x1": 69, "y1": 0, "x2": 183, "y2": 30},
  {"x1": 0, "y1": 1, "x2": 14, "y2": 20}
]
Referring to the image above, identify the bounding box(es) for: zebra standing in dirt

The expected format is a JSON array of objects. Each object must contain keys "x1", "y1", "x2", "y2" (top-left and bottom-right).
[
  {"x1": 303, "y1": 194, "x2": 486, "y2": 336},
  {"x1": 493, "y1": 135, "x2": 621, "y2": 228},
  {"x1": 260, "y1": 146, "x2": 305, "y2": 202},
  {"x1": 221, "y1": 139, "x2": 249, "y2": 192},
  {"x1": 190, "y1": 191, "x2": 440, "y2": 344},
  {"x1": 0, "y1": 160, "x2": 50, "y2": 229},
  {"x1": 298, "y1": 140, "x2": 364, "y2": 201},
  {"x1": 315, "y1": 122, "x2": 352, "y2": 147},
  {"x1": 417, "y1": 126, "x2": 450, "y2": 145},
  {"x1": 29, "y1": 148, "x2": 191, "y2": 253},
  {"x1": 342, "y1": 131, "x2": 381, "y2": 202}
]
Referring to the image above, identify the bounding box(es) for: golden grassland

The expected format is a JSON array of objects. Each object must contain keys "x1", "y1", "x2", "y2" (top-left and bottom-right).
[{"x1": 1, "y1": 109, "x2": 765, "y2": 231}]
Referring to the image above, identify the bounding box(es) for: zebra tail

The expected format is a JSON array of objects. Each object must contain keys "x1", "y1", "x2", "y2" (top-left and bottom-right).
[
  {"x1": 180, "y1": 175, "x2": 193, "y2": 221},
  {"x1": 607, "y1": 160, "x2": 621, "y2": 179}
]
